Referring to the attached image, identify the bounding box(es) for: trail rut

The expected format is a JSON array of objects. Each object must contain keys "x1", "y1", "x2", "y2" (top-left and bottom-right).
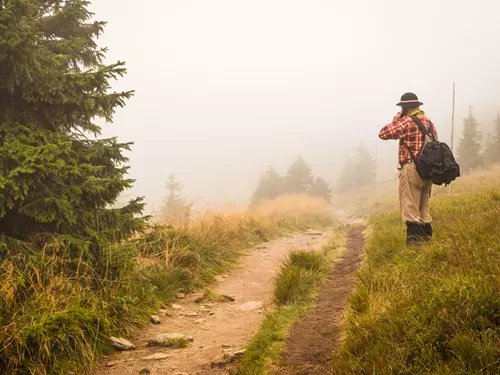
[
  {"x1": 276, "y1": 225, "x2": 365, "y2": 375},
  {"x1": 94, "y1": 231, "x2": 329, "y2": 375}
]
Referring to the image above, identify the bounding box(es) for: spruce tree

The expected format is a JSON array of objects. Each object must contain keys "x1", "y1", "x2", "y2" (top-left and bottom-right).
[
  {"x1": 283, "y1": 156, "x2": 314, "y2": 194},
  {"x1": 336, "y1": 158, "x2": 356, "y2": 193},
  {"x1": 457, "y1": 107, "x2": 484, "y2": 173},
  {"x1": 250, "y1": 166, "x2": 283, "y2": 205},
  {"x1": 309, "y1": 177, "x2": 332, "y2": 202},
  {"x1": 0, "y1": 1, "x2": 145, "y2": 258},
  {"x1": 161, "y1": 174, "x2": 186, "y2": 219},
  {"x1": 484, "y1": 114, "x2": 500, "y2": 166},
  {"x1": 355, "y1": 143, "x2": 377, "y2": 188}
]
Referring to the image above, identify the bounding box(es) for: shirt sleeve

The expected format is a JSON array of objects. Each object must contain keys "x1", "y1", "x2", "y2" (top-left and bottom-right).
[{"x1": 379, "y1": 119, "x2": 408, "y2": 140}]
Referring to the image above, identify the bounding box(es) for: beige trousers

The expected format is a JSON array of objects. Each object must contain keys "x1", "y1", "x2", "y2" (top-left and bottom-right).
[{"x1": 399, "y1": 162, "x2": 432, "y2": 224}]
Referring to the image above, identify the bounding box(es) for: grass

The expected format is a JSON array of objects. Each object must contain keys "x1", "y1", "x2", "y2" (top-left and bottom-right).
[
  {"x1": 234, "y1": 229, "x2": 346, "y2": 375},
  {"x1": 0, "y1": 194, "x2": 335, "y2": 375},
  {"x1": 332, "y1": 189, "x2": 500, "y2": 374}
]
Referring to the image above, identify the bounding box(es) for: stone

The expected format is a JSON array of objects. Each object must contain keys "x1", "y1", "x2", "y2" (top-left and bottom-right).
[
  {"x1": 176, "y1": 292, "x2": 186, "y2": 299},
  {"x1": 237, "y1": 301, "x2": 263, "y2": 311},
  {"x1": 194, "y1": 318, "x2": 206, "y2": 324},
  {"x1": 138, "y1": 369, "x2": 151, "y2": 375},
  {"x1": 151, "y1": 315, "x2": 161, "y2": 324},
  {"x1": 148, "y1": 333, "x2": 194, "y2": 347},
  {"x1": 110, "y1": 337, "x2": 136, "y2": 350},
  {"x1": 106, "y1": 362, "x2": 117, "y2": 367},
  {"x1": 158, "y1": 309, "x2": 169, "y2": 316},
  {"x1": 305, "y1": 229, "x2": 323, "y2": 236},
  {"x1": 211, "y1": 349, "x2": 247, "y2": 367},
  {"x1": 142, "y1": 353, "x2": 171, "y2": 360},
  {"x1": 203, "y1": 303, "x2": 216, "y2": 308},
  {"x1": 209, "y1": 312, "x2": 215, "y2": 316},
  {"x1": 185, "y1": 312, "x2": 199, "y2": 317},
  {"x1": 171, "y1": 304, "x2": 182, "y2": 310}
]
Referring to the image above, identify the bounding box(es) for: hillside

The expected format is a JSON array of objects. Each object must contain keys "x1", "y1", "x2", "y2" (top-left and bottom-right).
[{"x1": 331, "y1": 169, "x2": 500, "y2": 374}]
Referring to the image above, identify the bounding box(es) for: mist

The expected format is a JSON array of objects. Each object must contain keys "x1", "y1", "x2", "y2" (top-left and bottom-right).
[{"x1": 89, "y1": 0, "x2": 500, "y2": 211}]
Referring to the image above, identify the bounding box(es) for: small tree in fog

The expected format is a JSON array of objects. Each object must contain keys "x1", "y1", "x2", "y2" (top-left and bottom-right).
[
  {"x1": 457, "y1": 107, "x2": 484, "y2": 173},
  {"x1": 161, "y1": 173, "x2": 186, "y2": 219},
  {"x1": 484, "y1": 114, "x2": 500, "y2": 166},
  {"x1": 250, "y1": 166, "x2": 283, "y2": 205},
  {"x1": 336, "y1": 158, "x2": 356, "y2": 193},
  {"x1": 309, "y1": 177, "x2": 333, "y2": 202},
  {"x1": 355, "y1": 143, "x2": 377, "y2": 188},
  {"x1": 284, "y1": 156, "x2": 314, "y2": 194}
]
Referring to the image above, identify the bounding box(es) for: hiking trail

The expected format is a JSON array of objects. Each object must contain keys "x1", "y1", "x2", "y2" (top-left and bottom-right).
[
  {"x1": 94, "y1": 231, "x2": 329, "y2": 375},
  {"x1": 276, "y1": 225, "x2": 366, "y2": 375}
]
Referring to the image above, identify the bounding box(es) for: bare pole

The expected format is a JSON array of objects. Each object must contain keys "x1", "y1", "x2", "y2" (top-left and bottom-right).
[{"x1": 449, "y1": 82, "x2": 456, "y2": 195}]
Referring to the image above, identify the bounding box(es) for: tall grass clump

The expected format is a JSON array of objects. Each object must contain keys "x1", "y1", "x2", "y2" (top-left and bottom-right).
[
  {"x1": 0, "y1": 195, "x2": 334, "y2": 375},
  {"x1": 235, "y1": 230, "x2": 346, "y2": 375},
  {"x1": 332, "y1": 189, "x2": 500, "y2": 374}
]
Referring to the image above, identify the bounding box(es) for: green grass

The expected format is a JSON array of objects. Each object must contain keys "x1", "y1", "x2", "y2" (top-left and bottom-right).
[
  {"x1": 332, "y1": 189, "x2": 500, "y2": 374},
  {"x1": 0, "y1": 202, "x2": 334, "y2": 375},
  {"x1": 234, "y1": 229, "x2": 346, "y2": 375}
]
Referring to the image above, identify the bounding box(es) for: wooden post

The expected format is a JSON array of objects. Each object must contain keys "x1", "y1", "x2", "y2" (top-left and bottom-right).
[{"x1": 449, "y1": 82, "x2": 456, "y2": 195}]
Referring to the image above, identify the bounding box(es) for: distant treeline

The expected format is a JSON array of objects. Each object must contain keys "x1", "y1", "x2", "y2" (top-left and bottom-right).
[
  {"x1": 457, "y1": 108, "x2": 500, "y2": 173},
  {"x1": 250, "y1": 157, "x2": 332, "y2": 205}
]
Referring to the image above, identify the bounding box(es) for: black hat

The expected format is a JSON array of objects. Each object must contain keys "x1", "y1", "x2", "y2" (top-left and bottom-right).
[{"x1": 397, "y1": 92, "x2": 423, "y2": 108}]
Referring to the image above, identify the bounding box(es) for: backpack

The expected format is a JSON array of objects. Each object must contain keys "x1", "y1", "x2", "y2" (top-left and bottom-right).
[{"x1": 403, "y1": 115, "x2": 460, "y2": 186}]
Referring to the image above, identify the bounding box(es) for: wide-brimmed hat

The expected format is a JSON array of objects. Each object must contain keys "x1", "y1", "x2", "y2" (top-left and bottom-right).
[{"x1": 397, "y1": 92, "x2": 423, "y2": 108}]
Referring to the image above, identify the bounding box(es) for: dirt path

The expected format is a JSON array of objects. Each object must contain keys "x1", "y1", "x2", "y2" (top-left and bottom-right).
[
  {"x1": 94, "y1": 231, "x2": 329, "y2": 375},
  {"x1": 276, "y1": 225, "x2": 366, "y2": 375}
]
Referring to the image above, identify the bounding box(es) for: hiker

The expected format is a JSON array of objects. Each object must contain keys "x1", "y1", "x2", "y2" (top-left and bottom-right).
[{"x1": 378, "y1": 92, "x2": 438, "y2": 245}]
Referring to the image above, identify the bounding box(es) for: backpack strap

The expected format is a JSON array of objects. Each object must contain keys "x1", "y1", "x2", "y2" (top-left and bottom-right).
[
  {"x1": 401, "y1": 140, "x2": 417, "y2": 164},
  {"x1": 400, "y1": 115, "x2": 436, "y2": 166},
  {"x1": 411, "y1": 115, "x2": 437, "y2": 141}
]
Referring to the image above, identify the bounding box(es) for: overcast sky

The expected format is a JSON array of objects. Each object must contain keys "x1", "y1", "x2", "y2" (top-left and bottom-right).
[{"x1": 89, "y1": 0, "x2": 500, "y2": 211}]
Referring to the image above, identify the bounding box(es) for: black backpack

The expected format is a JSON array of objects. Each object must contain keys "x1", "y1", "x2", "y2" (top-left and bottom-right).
[{"x1": 403, "y1": 115, "x2": 460, "y2": 186}]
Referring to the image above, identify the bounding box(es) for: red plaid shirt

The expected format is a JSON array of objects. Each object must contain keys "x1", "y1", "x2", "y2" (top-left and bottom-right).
[{"x1": 379, "y1": 114, "x2": 438, "y2": 165}]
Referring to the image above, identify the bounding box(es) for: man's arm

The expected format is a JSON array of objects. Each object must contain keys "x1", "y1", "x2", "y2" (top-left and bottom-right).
[{"x1": 379, "y1": 118, "x2": 408, "y2": 140}]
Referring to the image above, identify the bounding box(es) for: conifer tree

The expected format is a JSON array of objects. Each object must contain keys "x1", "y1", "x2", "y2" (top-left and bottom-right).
[
  {"x1": 284, "y1": 156, "x2": 314, "y2": 194},
  {"x1": 0, "y1": 1, "x2": 145, "y2": 258},
  {"x1": 457, "y1": 107, "x2": 484, "y2": 173},
  {"x1": 355, "y1": 143, "x2": 377, "y2": 188},
  {"x1": 161, "y1": 174, "x2": 186, "y2": 218},
  {"x1": 336, "y1": 158, "x2": 356, "y2": 193},
  {"x1": 484, "y1": 114, "x2": 500, "y2": 166},
  {"x1": 309, "y1": 177, "x2": 332, "y2": 202},
  {"x1": 250, "y1": 166, "x2": 283, "y2": 205}
]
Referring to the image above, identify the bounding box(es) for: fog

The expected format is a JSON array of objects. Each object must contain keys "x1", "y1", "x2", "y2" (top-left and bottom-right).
[{"x1": 89, "y1": 0, "x2": 500, "y2": 211}]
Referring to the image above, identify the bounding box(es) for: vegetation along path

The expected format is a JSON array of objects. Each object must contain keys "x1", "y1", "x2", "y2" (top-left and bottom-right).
[
  {"x1": 276, "y1": 225, "x2": 366, "y2": 375},
  {"x1": 94, "y1": 231, "x2": 329, "y2": 375}
]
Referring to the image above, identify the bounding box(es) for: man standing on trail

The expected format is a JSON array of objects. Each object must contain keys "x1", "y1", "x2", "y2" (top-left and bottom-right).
[{"x1": 378, "y1": 92, "x2": 438, "y2": 245}]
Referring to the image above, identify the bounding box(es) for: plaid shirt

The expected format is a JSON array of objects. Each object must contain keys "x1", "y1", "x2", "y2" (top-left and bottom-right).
[{"x1": 379, "y1": 114, "x2": 438, "y2": 165}]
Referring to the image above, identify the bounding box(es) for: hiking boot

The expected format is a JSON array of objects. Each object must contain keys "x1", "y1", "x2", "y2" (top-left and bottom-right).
[
  {"x1": 422, "y1": 222, "x2": 433, "y2": 240},
  {"x1": 406, "y1": 222, "x2": 426, "y2": 245}
]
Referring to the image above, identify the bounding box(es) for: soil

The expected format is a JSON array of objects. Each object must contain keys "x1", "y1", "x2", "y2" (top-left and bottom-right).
[
  {"x1": 93, "y1": 231, "x2": 329, "y2": 375},
  {"x1": 275, "y1": 225, "x2": 366, "y2": 375}
]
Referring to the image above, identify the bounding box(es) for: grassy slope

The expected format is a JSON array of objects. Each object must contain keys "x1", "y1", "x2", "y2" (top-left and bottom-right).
[
  {"x1": 0, "y1": 195, "x2": 334, "y2": 375},
  {"x1": 234, "y1": 229, "x2": 346, "y2": 375},
  {"x1": 332, "y1": 188, "x2": 500, "y2": 374}
]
